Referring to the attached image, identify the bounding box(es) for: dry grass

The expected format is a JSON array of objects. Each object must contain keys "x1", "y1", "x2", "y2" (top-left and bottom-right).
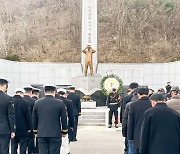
[{"x1": 0, "y1": 0, "x2": 180, "y2": 63}]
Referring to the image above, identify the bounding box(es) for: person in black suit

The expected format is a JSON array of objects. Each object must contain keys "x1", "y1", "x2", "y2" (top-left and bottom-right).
[
  {"x1": 120, "y1": 82, "x2": 139, "y2": 123},
  {"x1": 11, "y1": 88, "x2": 32, "y2": 154},
  {"x1": 140, "y1": 93, "x2": 180, "y2": 154},
  {"x1": 56, "y1": 89, "x2": 74, "y2": 154},
  {"x1": 67, "y1": 86, "x2": 81, "y2": 142},
  {"x1": 127, "y1": 86, "x2": 152, "y2": 154},
  {"x1": 24, "y1": 86, "x2": 36, "y2": 154},
  {"x1": 0, "y1": 78, "x2": 16, "y2": 154},
  {"x1": 32, "y1": 85, "x2": 68, "y2": 154}
]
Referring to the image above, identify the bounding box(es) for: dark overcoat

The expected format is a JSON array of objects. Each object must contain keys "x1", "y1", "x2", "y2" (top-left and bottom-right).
[
  {"x1": 140, "y1": 103, "x2": 180, "y2": 154},
  {"x1": 127, "y1": 96, "x2": 152, "y2": 149}
]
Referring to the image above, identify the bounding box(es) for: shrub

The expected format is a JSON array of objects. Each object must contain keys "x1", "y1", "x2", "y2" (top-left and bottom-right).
[{"x1": 3, "y1": 54, "x2": 20, "y2": 62}]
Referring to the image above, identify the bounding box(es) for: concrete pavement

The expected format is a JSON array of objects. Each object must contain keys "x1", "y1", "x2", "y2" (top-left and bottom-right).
[{"x1": 70, "y1": 126, "x2": 125, "y2": 154}]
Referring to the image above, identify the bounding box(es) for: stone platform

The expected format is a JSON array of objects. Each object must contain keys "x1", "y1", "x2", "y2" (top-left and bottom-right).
[{"x1": 72, "y1": 74, "x2": 102, "y2": 95}]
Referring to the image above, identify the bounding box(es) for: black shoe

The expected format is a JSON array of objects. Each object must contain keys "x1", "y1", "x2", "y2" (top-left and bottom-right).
[
  {"x1": 115, "y1": 124, "x2": 119, "y2": 128},
  {"x1": 108, "y1": 125, "x2": 112, "y2": 128},
  {"x1": 71, "y1": 138, "x2": 77, "y2": 142}
]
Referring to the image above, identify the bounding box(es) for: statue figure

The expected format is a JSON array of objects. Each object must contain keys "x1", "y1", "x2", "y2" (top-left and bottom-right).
[{"x1": 82, "y1": 45, "x2": 96, "y2": 76}]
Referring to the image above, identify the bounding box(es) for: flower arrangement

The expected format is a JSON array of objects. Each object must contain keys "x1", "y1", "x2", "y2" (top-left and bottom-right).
[{"x1": 100, "y1": 74, "x2": 123, "y2": 96}]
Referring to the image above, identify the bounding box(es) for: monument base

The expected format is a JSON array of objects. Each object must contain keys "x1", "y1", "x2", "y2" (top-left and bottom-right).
[
  {"x1": 72, "y1": 74, "x2": 102, "y2": 95},
  {"x1": 81, "y1": 101, "x2": 96, "y2": 109}
]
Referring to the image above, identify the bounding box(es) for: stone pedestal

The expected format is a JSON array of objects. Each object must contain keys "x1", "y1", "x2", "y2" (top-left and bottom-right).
[
  {"x1": 72, "y1": 74, "x2": 102, "y2": 95},
  {"x1": 81, "y1": 101, "x2": 96, "y2": 109}
]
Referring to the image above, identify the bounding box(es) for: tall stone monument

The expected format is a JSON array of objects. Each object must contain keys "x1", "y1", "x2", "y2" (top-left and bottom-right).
[
  {"x1": 72, "y1": 0, "x2": 101, "y2": 95},
  {"x1": 81, "y1": 0, "x2": 98, "y2": 74}
]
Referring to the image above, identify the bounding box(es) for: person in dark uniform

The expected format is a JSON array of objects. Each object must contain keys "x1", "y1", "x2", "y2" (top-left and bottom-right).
[
  {"x1": 24, "y1": 86, "x2": 36, "y2": 154},
  {"x1": 11, "y1": 88, "x2": 32, "y2": 154},
  {"x1": 31, "y1": 87, "x2": 41, "y2": 153},
  {"x1": 140, "y1": 93, "x2": 180, "y2": 154},
  {"x1": 56, "y1": 89, "x2": 74, "y2": 141},
  {"x1": 127, "y1": 86, "x2": 152, "y2": 154},
  {"x1": 56, "y1": 89, "x2": 74, "y2": 154},
  {"x1": 0, "y1": 78, "x2": 16, "y2": 154},
  {"x1": 165, "y1": 81, "x2": 172, "y2": 94},
  {"x1": 32, "y1": 85, "x2": 68, "y2": 154},
  {"x1": 32, "y1": 88, "x2": 41, "y2": 100},
  {"x1": 67, "y1": 86, "x2": 81, "y2": 142},
  {"x1": 107, "y1": 88, "x2": 121, "y2": 128}
]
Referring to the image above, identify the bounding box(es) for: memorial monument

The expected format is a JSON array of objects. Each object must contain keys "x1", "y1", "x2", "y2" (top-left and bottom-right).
[{"x1": 72, "y1": 0, "x2": 102, "y2": 96}]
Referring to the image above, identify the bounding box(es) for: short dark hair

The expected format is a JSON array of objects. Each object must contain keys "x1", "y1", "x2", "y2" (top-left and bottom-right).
[
  {"x1": 45, "y1": 89, "x2": 55, "y2": 93},
  {"x1": 129, "y1": 82, "x2": 138, "y2": 89},
  {"x1": 69, "y1": 86, "x2": 75, "y2": 90},
  {"x1": 138, "y1": 87, "x2": 149, "y2": 95},
  {"x1": 150, "y1": 92, "x2": 164, "y2": 102},
  {"x1": 58, "y1": 91, "x2": 65, "y2": 95},
  {"x1": 45, "y1": 86, "x2": 56, "y2": 93}
]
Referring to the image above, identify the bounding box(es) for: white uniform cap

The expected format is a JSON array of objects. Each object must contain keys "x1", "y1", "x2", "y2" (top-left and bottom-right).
[
  {"x1": 44, "y1": 84, "x2": 57, "y2": 88},
  {"x1": 57, "y1": 88, "x2": 67, "y2": 93},
  {"x1": 15, "y1": 88, "x2": 25, "y2": 93},
  {"x1": 0, "y1": 77, "x2": 10, "y2": 83},
  {"x1": 32, "y1": 88, "x2": 41, "y2": 92}
]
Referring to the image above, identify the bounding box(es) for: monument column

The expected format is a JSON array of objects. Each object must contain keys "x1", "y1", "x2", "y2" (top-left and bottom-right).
[{"x1": 81, "y1": 0, "x2": 98, "y2": 74}]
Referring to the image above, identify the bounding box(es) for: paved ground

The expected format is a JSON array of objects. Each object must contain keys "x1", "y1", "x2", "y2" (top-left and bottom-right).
[{"x1": 70, "y1": 126, "x2": 125, "y2": 154}]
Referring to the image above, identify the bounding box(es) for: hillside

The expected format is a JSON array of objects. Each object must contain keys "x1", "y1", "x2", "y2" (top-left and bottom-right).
[{"x1": 0, "y1": 0, "x2": 180, "y2": 63}]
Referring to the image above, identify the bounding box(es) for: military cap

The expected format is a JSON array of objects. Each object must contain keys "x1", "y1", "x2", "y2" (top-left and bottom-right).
[
  {"x1": 44, "y1": 84, "x2": 56, "y2": 91},
  {"x1": 68, "y1": 86, "x2": 75, "y2": 90},
  {"x1": 57, "y1": 88, "x2": 66, "y2": 95},
  {"x1": 15, "y1": 88, "x2": 25, "y2": 93},
  {"x1": 0, "y1": 78, "x2": 9, "y2": 84},
  {"x1": 32, "y1": 88, "x2": 41, "y2": 93},
  {"x1": 24, "y1": 86, "x2": 33, "y2": 91}
]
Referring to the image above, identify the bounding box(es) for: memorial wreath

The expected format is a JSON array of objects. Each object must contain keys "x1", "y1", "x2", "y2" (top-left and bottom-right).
[{"x1": 100, "y1": 74, "x2": 123, "y2": 96}]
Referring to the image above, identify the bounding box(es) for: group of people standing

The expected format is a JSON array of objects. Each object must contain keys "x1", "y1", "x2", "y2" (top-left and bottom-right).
[
  {"x1": 120, "y1": 82, "x2": 180, "y2": 154},
  {"x1": 0, "y1": 78, "x2": 81, "y2": 154}
]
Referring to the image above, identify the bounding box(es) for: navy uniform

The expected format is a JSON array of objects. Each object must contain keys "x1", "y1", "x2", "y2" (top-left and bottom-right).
[
  {"x1": 67, "y1": 86, "x2": 81, "y2": 141},
  {"x1": 56, "y1": 89, "x2": 74, "y2": 154},
  {"x1": 32, "y1": 88, "x2": 41, "y2": 153},
  {"x1": 0, "y1": 78, "x2": 16, "y2": 154},
  {"x1": 56, "y1": 89, "x2": 74, "y2": 141},
  {"x1": 11, "y1": 88, "x2": 32, "y2": 154},
  {"x1": 32, "y1": 85, "x2": 68, "y2": 154},
  {"x1": 24, "y1": 86, "x2": 36, "y2": 154},
  {"x1": 107, "y1": 88, "x2": 120, "y2": 128}
]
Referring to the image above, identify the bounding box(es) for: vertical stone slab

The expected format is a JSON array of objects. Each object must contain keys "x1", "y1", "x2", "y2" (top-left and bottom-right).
[{"x1": 81, "y1": 0, "x2": 98, "y2": 74}]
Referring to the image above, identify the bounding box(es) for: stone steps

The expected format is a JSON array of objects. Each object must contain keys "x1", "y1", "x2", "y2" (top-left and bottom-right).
[{"x1": 79, "y1": 108, "x2": 108, "y2": 126}]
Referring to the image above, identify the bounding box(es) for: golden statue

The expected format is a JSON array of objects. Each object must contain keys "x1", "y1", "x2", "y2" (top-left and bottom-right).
[{"x1": 82, "y1": 45, "x2": 96, "y2": 76}]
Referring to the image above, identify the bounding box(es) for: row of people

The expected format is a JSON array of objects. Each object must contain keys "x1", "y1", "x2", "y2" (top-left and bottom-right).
[
  {"x1": 0, "y1": 77, "x2": 81, "y2": 154},
  {"x1": 121, "y1": 83, "x2": 180, "y2": 154}
]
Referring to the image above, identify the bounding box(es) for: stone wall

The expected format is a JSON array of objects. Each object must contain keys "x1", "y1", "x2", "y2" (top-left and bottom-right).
[{"x1": 0, "y1": 59, "x2": 179, "y2": 96}]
